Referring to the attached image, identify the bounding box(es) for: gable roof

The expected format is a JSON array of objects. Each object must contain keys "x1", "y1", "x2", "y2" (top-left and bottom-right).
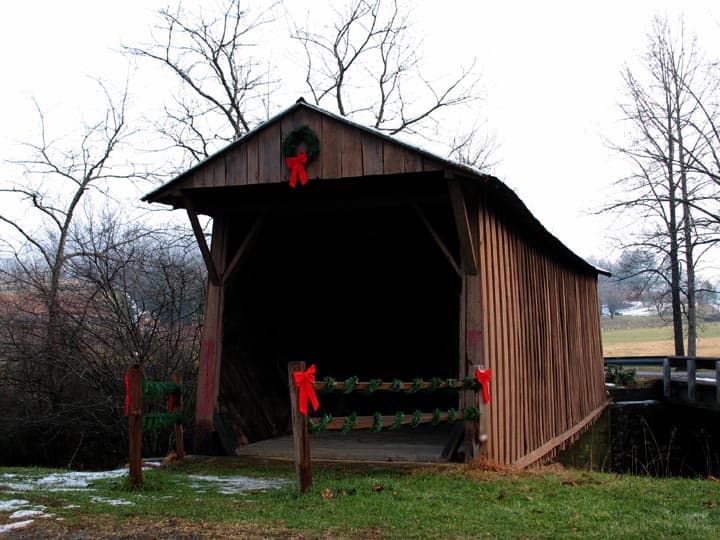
[{"x1": 142, "y1": 99, "x2": 607, "y2": 276}]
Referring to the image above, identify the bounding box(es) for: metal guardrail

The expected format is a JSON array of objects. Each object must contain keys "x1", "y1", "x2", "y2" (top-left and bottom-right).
[{"x1": 604, "y1": 356, "x2": 720, "y2": 406}]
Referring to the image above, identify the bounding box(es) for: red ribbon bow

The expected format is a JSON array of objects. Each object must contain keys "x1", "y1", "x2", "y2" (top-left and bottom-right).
[
  {"x1": 474, "y1": 368, "x2": 492, "y2": 404},
  {"x1": 293, "y1": 364, "x2": 320, "y2": 416},
  {"x1": 286, "y1": 151, "x2": 309, "y2": 188}
]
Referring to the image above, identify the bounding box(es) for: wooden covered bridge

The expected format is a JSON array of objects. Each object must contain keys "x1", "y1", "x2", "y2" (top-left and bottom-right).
[{"x1": 143, "y1": 99, "x2": 608, "y2": 468}]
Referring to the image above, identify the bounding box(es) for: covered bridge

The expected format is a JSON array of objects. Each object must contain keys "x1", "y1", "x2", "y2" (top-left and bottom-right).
[{"x1": 143, "y1": 99, "x2": 608, "y2": 467}]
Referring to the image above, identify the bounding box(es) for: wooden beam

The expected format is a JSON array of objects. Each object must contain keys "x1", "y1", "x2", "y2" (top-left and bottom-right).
[
  {"x1": 184, "y1": 197, "x2": 220, "y2": 286},
  {"x1": 413, "y1": 205, "x2": 461, "y2": 277},
  {"x1": 221, "y1": 215, "x2": 266, "y2": 285},
  {"x1": 288, "y1": 361, "x2": 312, "y2": 493},
  {"x1": 511, "y1": 400, "x2": 609, "y2": 469},
  {"x1": 447, "y1": 178, "x2": 478, "y2": 275}
]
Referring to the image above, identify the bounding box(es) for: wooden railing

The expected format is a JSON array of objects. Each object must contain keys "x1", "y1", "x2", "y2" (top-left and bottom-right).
[
  {"x1": 604, "y1": 356, "x2": 720, "y2": 405},
  {"x1": 287, "y1": 361, "x2": 484, "y2": 493}
]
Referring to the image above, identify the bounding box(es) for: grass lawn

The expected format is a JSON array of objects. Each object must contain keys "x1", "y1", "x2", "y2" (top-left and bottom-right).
[
  {"x1": 602, "y1": 317, "x2": 720, "y2": 357},
  {"x1": 2, "y1": 458, "x2": 720, "y2": 538}
]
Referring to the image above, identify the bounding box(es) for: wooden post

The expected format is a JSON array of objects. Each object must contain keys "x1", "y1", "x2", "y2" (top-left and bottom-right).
[
  {"x1": 663, "y1": 357, "x2": 671, "y2": 399},
  {"x1": 288, "y1": 361, "x2": 312, "y2": 493},
  {"x1": 687, "y1": 357, "x2": 696, "y2": 402},
  {"x1": 126, "y1": 364, "x2": 143, "y2": 487},
  {"x1": 194, "y1": 217, "x2": 228, "y2": 454},
  {"x1": 716, "y1": 361, "x2": 720, "y2": 405},
  {"x1": 170, "y1": 375, "x2": 185, "y2": 461}
]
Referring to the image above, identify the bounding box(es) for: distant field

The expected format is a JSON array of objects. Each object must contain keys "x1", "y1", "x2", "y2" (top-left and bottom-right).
[{"x1": 601, "y1": 316, "x2": 720, "y2": 357}]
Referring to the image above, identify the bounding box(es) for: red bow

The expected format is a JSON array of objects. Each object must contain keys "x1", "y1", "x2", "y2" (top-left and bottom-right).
[
  {"x1": 293, "y1": 364, "x2": 320, "y2": 416},
  {"x1": 286, "y1": 151, "x2": 309, "y2": 188},
  {"x1": 475, "y1": 368, "x2": 492, "y2": 404},
  {"x1": 124, "y1": 373, "x2": 131, "y2": 416}
]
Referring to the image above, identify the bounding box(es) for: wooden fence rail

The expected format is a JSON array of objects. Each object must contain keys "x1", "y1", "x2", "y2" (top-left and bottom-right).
[
  {"x1": 288, "y1": 361, "x2": 484, "y2": 494},
  {"x1": 604, "y1": 356, "x2": 720, "y2": 406},
  {"x1": 124, "y1": 366, "x2": 185, "y2": 487}
]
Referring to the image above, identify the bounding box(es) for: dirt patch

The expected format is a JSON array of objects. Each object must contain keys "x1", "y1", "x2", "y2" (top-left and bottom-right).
[{"x1": 1, "y1": 516, "x2": 300, "y2": 539}]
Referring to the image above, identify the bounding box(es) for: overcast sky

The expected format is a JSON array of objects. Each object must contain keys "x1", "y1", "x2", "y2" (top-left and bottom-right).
[{"x1": 1, "y1": 1, "x2": 718, "y2": 266}]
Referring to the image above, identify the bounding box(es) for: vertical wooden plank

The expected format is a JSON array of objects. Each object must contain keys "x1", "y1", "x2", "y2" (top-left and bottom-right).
[
  {"x1": 321, "y1": 116, "x2": 342, "y2": 178},
  {"x1": 258, "y1": 121, "x2": 281, "y2": 183},
  {"x1": 716, "y1": 361, "x2": 720, "y2": 405},
  {"x1": 226, "y1": 145, "x2": 248, "y2": 185},
  {"x1": 340, "y1": 124, "x2": 363, "y2": 177},
  {"x1": 404, "y1": 147, "x2": 423, "y2": 173},
  {"x1": 362, "y1": 134, "x2": 383, "y2": 176},
  {"x1": 212, "y1": 156, "x2": 226, "y2": 187},
  {"x1": 382, "y1": 141, "x2": 406, "y2": 175},
  {"x1": 126, "y1": 364, "x2": 143, "y2": 487},
  {"x1": 246, "y1": 135, "x2": 260, "y2": 184},
  {"x1": 288, "y1": 361, "x2": 312, "y2": 493},
  {"x1": 299, "y1": 109, "x2": 322, "y2": 181}
]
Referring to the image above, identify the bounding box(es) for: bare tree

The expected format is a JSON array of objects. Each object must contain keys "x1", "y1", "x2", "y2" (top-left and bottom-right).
[
  {"x1": 0, "y1": 82, "x2": 136, "y2": 398},
  {"x1": 603, "y1": 17, "x2": 718, "y2": 356},
  {"x1": 124, "y1": 2, "x2": 279, "y2": 165},
  {"x1": 292, "y1": 0, "x2": 481, "y2": 137}
]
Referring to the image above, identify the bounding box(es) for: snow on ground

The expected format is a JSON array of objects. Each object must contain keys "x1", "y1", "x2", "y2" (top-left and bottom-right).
[
  {"x1": 0, "y1": 467, "x2": 287, "y2": 535},
  {"x1": 187, "y1": 474, "x2": 287, "y2": 495},
  {"x1": 0, "y1": 520, "x2": 35, "y2": 534}
]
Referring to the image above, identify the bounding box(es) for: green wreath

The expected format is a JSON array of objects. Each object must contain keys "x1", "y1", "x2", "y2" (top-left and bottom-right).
[{"x1": 282, "y1": 125, "x2": 319, "y2": 160}]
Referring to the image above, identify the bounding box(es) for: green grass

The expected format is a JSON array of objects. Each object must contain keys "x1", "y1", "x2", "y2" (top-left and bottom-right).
[
  {"x1": 601, "y1": 318, "x2": 720, "y2": 349},
  {"x1": 3, "y1": 459, "x2": 720, "y2": 538}
]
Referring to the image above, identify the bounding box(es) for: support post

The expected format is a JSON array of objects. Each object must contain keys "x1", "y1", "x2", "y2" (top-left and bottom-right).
[
  {"x1": 288, "y1": 361, "x2": 312, "y2": 494},
  {"x1": 716, "y1": 361, "x2": 720, "y2": 405},
  {"x1": 687, "y1": 357, "x2": 696, "y2": 402},
  {"x1": 170, "y1": 375, "x2": 185, "y2": 461},
  {"x1": 126, "y1": 364, "x2": 143, "y2": 487},
  {"x1": 663, "y1": 357, "x2": 671, "y2": 399}
]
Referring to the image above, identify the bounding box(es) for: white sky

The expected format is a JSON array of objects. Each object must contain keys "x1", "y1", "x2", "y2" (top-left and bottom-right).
[{"x1": 0, "y1": 1, "x2": 718, "y2": 266}]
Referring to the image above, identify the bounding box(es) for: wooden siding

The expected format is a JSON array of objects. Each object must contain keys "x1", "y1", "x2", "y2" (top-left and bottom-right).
[
  {"x1": 168, "y1": 108, "x2": 443, "y2": 193},
  {"x1": 476, "y1": 198, "x2": 606, "y2": 467}
]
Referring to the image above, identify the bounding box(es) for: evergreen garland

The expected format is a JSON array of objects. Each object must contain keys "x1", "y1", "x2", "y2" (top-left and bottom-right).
[
  {"x1": 389, "y1": 379, "x2": 404, "y2": 393},
  {"x1": 410, "y1": 410, "x2": 423, "y2": 428},
  {"x1": 142, "y1": 381, "x2": 181, "y2": 400},
  {"x1": 342, "y1": 376, "x2": 359, "y2": 394},
  {"x1": 370, "y1": 411, "x2": 384, "y2": 432},
  {"x1": 429, "y1": 377, "x2": 443, "y2": 391},
  {"x1": 365, "y1": 379, "x2": 382, "y2": 394},
  {"x1": 389, "y1": 411, "x2": 405, "y2": 431},
  {"x1": 407, "y1": 378, "x2": 424, "y2": 394},
  {"x1": 142, "y1": 411, "x2": 182, "y2": 432},
  {"x1": 431, "y1": 408, "x2": 442, "y2": 426},
  {"x1": 322, "y1": 377, "x2": 336, "y2": 392},
  {"x1": 342, "y1": 412, "x2": 358, "y2": 433},
  {"x1": 309, "y1": 414, "x2": 333, "y2": 434}
]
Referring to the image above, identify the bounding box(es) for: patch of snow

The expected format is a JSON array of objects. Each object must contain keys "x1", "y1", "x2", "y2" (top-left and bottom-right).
[
  {"x1": 0, "y1": 520, "x2": 34, "y2": 534},
  {"x1": 8, "y1": 509, "x2": 50, "y2": 520},
  {"x1": 1, "y1": 469, "x2": 127, "y2": 492},
  {"x1": 186, "y1": 474, "x2": 287, "y2": 495},
  {"x1": 90, "y1": 496, "x2": 133, "y2": 506},
  {"x1": 0, "y1": 499, "x2": 29, "y2": 512}
]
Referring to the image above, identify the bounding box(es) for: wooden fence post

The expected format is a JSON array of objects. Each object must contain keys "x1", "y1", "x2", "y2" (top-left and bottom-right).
[
  {"x1": 663, "y1": 358, "x2": 671, "y2": 399},
  {"x1": 170, "y1": 375, "x2": 185, "y2": 461},
  {"x1": 288, "y1": 361, "x2": 312, "y2": 494},
  {"x1": 126, "y1": 364, "x2": 143, "y2": 487},
  {"x1": 687, "y1": 358, "x2": 696, "y2": 402}
]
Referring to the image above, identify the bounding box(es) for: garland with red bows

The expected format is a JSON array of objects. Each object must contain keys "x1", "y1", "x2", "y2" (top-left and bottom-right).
[{"x1": 282, "y1": 124, "x2": 319, "y2": 188}]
